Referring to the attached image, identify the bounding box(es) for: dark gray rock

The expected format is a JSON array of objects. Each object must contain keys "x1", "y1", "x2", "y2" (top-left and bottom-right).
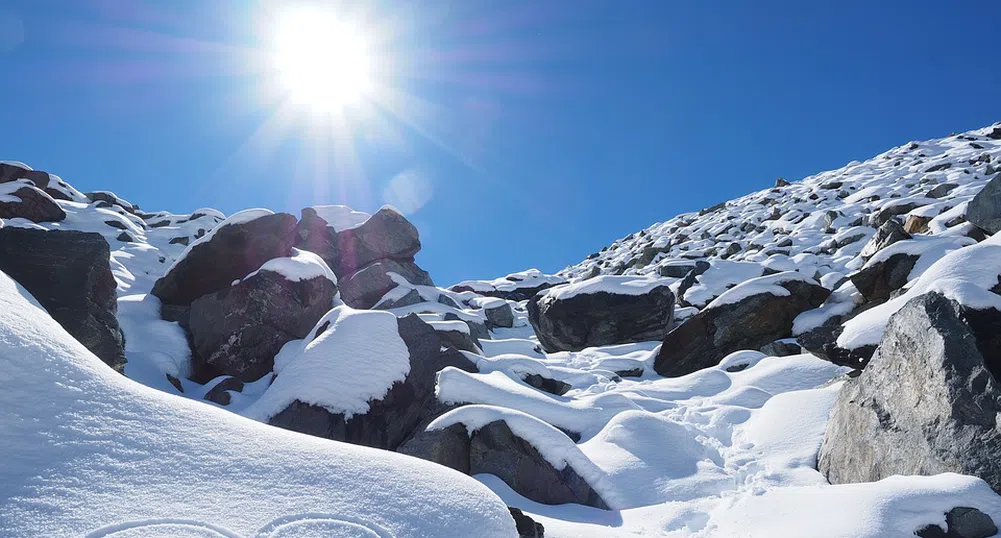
[
  {"x1": 0, "y1": 162, "x2": 72, "y2": 201},
  {"x1": 917, "y1": 507, "x2": 998, "y2": 538},
  {"x1": 268, "y1": 314, "x2": 477, "y2": 450},
  {"x1": 484, "y1": 301, "x2": 515, "y2": 329},
  {"x1": 86, "y1": 191, "x2": 138, "y2": 214},
  {"x1": 925, "y1": 162, "x2": 953, "y2": 173},
  {"x1": 203, "y1": 376, "x2": 245, "y2": 406},
  {"x1": 851, "y1": 252, "x2": 918, "y2": 304},
  {"x1": 373, "y1": 287, "x2": 423, "y2": 309},
  {"x1": 151, "y1": 212, "x2": 298, "y2": 306},
  {"x1": 818, "y1": 293, "x2": 1001, "y2": 492},
  {"x1": 968, "y1": 174, "x2": 1001, "y2": 234},
  {"x1": 338, "y1": 259, "x2": 434, "y2": 309},
  {"x1": 397, "y1": 422, "x2": 471, "y2": 473},
  {"x1": 296, "y1": 206, "x2": 421, "y2": 279},
  {"x1": 528, "y1": 284, "x2": 675, "y2": 352},
  {"x1": 928, "y1": 183, "x2": 958, "y2": 199},
  {"x1": 434, "y1": 325, "x2": 482, "y2": 354},
  {"x1": 0, "y1": 185, "x2": 66, "y2": 222},
  {"x1": 187, "y1": 270, "x2": 337, "y2": 382},
  {"x1": 522, "y1": 373, "x2": 571, "y2": 396},
  {"x1": 470, "y1": 421, "x2": 608, "y2": 509},
  {"x1": 658, "y1": 260, "x2": 711, "y2": 279},
  {"x1": 759, "y1": 340, "x2": 802, "y2": 357},
  {"x1": 860, "y1": 219, "x2": 911, "y2": 260},
  {"x1": 796, "y1": 322, "x2": 875, "y2": 369},
  {"x1": 655, "y1": 276, "x2": 830, "y2": 377},
  {"x1": 0, "y1": 228, "x2": 125, "y2": 370},
  {"x1": 871, "y1": 202, "x2": 924, "y2": 227},
  {"x1": 509, "y1": 508, "x2": 545, "y2": 538}
]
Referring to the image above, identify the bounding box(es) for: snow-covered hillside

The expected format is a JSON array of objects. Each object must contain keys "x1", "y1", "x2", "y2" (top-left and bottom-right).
[{"x1": 4, "y1": 123, "x2": 1001, "y2": 538}]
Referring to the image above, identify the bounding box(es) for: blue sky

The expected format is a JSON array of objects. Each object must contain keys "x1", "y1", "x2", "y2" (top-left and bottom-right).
[{"x1": 2, "y1": 1, "x2": 1001, "y2": 286}]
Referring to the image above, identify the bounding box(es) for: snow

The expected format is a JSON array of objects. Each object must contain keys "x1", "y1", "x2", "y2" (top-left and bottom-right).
[
  {"x1": 310, "y1": 205, "x2": 371, "y2": 232},
  {"x1": 240, "y1": 248, "x2": 337, "y2": 285},
  {"x1": 245, "y1": 305, "x2": 410, "y2": 420},
  {"x1": 118, "y1": 294, "x2": 191, "y2": 381},
  {"x1": 705, "y1": 271, "x2": 820, "y2": 310},
  {"x1": 540, "y1": 274, "x2": 671, "y2": 302},
  {"x1": 0, "y1": 270, "x2": 516, "y2": 538}
]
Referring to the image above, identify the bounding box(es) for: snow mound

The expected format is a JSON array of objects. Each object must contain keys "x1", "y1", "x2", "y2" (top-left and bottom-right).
[{"x1": 0, "y1": 270, "x2": 516, "y2": 538}]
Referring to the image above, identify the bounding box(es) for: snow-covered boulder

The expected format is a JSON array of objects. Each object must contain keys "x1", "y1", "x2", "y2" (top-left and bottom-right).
[
  {"x1": 151, "y1": 210, "x2": 298, "y2": 306},
  {"x1": 249, "y1": 309, "x2": 477, "y2": 449},
  {"x1": 916, "y1": 507, "x2": 998, "y2": 538},
  {"x1": 655, "y1": 272, "x2": 830, "y2": 377},
  {"x1": 338, "y1": 258, "x2": 434, "y2": 309},
  {"x1": 187, "y1": 249, "x2": 338, "y2": 382},
  {"x1": 527, "y1": 275, "x2": 675, "y2": 352},
  {"x1": 480, "y1": 297, "x2": 515, "y2": 328},
  {"x1": 0, "y1": 161, "x2": 87, "y2": 202},
  {"x1": 0, "y1": 270, "x2": 518, "y2": 538},
  {"x1": 401, "y1": 406, "x2": 610, "y2": 509},
  {"x1": 0, "y1": 181, "x2": 65, "y2": 222},
  {"x1": 330, "y1": 206, "x2": 421, "y2": 275},
  {"x1": 859, "y1": 219, "x2": 910, "y2": 260},
  {"x1": 820, "y1": 292, "x2": 1001, "y2": 492},
  {"x1": 85, "y1": 190, "x2": 140, "y2": 215},
  {"x1": 968, "y1": 173, "x2": 1001, "y2": 234},
  {"x1": 0, "y1": 227, "x2": 125, "y2": 370}
]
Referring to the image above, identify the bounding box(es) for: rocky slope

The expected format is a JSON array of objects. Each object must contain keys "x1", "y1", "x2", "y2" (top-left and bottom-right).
[{"x1": 4, "y1": 123, "x2": 1001, "y2": 538}]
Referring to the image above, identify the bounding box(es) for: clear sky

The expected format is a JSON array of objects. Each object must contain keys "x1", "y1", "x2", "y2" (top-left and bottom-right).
[{"x1": 3, "y1": 1, "x2": 1001, "y2": 286}]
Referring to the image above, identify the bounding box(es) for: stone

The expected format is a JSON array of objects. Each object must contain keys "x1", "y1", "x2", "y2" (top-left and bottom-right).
[
  {"x1": 967, "y1": 174, "x2": 1001, "y2": 234},
  {"x1": 917, "y1": 507, "x2": 999, "y2": 538},
  {"x1": 268, "y1": 315, "x2": 477, "y2": 450},
  {"x1": 860, "y1": 219, "x2": 911, "y2": 260},
  {"x1": 818, "y1": 293, "x2": 1001, "y2": 493},
  {"x1": 203, "y1": 376, "x2": 245, "y2": 406},
  {"x1": 928, "y1": 183, "x2": 958, "y2": 199},
  {"x1": 522, "y1": 373, "x2": 571, "y2": 396},
  {"x1": 851, "y1": 253, "x2": 918, "y2": 304},
  {"x1": 658, "y1": 260, "x2": 710, "y2": 278},
  {"x1": 338, "y1": 259, "x2": 434, "y2": 309},
  {"x1": 654, "y1": 275, "x2": 830, "y2": 377},
  {"x1": 187, "y1": 270, "x2": 337, "y2": 382},
  {"x1": 331, "y1": 206, "x2": 421, "y2": 276},
  {"x1": 796, "y1": 322, "x2": 875, "y2": 369},
  {"x1": 484, "y1": 301, "x2": 515, "y2": 329},
  {"x1": 151, "y1": 212, "x2": 298, "y2": 306},
  {"x1": 759, "y1": 340, "x2": 802, "y2": 357},
  {"x1": 527, "y1": 283, "x2": 675, "y2": 352},
  {"x1": 0, "y1": 228, "x2": 125, "y2": 370},
  {"x1": 0, "y1": 184, "x2": 66, "y2": 223},
  {"x1": 509, "y1": 508, "x2": 545, "y2": 538}
]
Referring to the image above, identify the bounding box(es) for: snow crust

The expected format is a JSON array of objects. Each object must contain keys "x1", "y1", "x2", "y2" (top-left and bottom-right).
[
  {"x1": 310, "y1": 205, "x2": 370, "y2": 232},
  {"x1": 241, "y1": 248, "x2": 337, "y2": 285},
  {"x1": 540, "y1": 275, "x2": 671, "y2": 302}
]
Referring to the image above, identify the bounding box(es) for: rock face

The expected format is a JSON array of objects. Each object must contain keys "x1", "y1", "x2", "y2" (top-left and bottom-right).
[
  {"x1": 401, "y1": 419, "x2": 608, "y2": 510},
  {"x1": 654, "y1": 274, "x2": 830, "y2": 377},
  {"x1": 850, "y1": 252, "x2": 918, "y2": 304},
  {"x1": 187, "y1": 270, "x2": 338, "y2": 382},
  {"x1": 332, "y1": 207, "x2": 421, "y2": 275},
  {"x1": 527, "y1": 284, "x2": 675, "y2": 352},
  {"x1": 967, "y1": 173, "x2": 1001, "y2": 234},
  {"x1": 0, "y1": 184, "x2": 66, "y2": 223},
  {"x1": 338, "y1": 259, "x2": 434, "y2": 309},
  {"x1": 0, "y1": 228, "x2": 126, "y2": 370},
  {"x1": 151, "y1": 212, "x2": 298, "y2": 306},
  {"x1": 483, "y1": 300, "x2": 515, "y2": 329},
  {"x1": 268, "y1": 315, "x2": 477, "y2": 449},
  {"x1": 818, "y1": 293, "x2": 1001, "y2": 491},
  {"x1": 917, "y1": 507, "x2": 998, "y2": 538}
]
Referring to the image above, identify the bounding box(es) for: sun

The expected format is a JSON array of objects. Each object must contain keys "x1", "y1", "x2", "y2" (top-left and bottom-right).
[{"x1": 273, "y1": 7, "x2": 374, "y2": 112}]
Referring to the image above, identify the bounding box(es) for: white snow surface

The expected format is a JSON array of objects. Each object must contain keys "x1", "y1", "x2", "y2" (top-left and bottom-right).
[
  {"x1": 241, "y1": 247, "x2": 337, "y2": 285},
  {"x1": 540, "y1": 274, "x2": 671, "y2": 302},
  {"x1": 310, "y1": 204, "x2": 371, "y2": 231},
  {"x1": 0, "y1": 270, "x2": 516, "y2": 538},
  {"x1": 246, "y1": 305, "x2": 410, "y2": 420}
]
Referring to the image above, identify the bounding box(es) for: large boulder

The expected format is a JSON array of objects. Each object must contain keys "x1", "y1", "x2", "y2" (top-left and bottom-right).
[
  {"x1": 267, "y1": 314, "x2": 477, "y2": 449},
  {"x1": 0, "y1": 182, "x2": 66, "y2": 222},
  {"x1": 151, "y1": 211, "x2": 298, "y2": 306},
  {"x1": 654, "y1": 272, "x2": 830, "y2": 377},
  {"x1": 338, "y1": 259, "x2": 434, "y2": 309},
  {"x1": 400, "y1": 416, "x2": 608, "y2": 510},
  {"x1": 0, "y1": 228, "x2": 125, "y2": 370},
  {"x1": 527, "y1": 275, "x2": 675, "y2": 352},
  {"x1": 187, "y1": 256, "x2": 338, "y2": 382},
  {"x1": 968, "y1": 173, "x2": 1001, "y2": 234},
  {"x1": 0, "y1": 162, "x2": 86, "y2": 202},
  {"x1": 859, "y1": 219, "x2": 910, "y2": 261},
  {"x1": 850, "y1": 252, "x2": 919, "y2": 304},
  {"x1": 295, "y1": 206, "x2": 421, "y2": 277},
  {"x1": 818, "y1": 292, "x2": 1001, "y2": 491}
]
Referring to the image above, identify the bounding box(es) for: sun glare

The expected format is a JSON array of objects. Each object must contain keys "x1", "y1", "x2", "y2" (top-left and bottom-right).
[{"x1": 273, "y1": 7, "x2": 373, "y2": 112}]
